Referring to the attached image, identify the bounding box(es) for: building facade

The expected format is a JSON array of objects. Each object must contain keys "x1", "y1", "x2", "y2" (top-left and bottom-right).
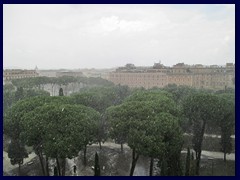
[
  {"x1": 3, "y1": 69, "x2": 39, "y2": 84},
  {"x1": 109, "y1": 62, "x2": 235, "y2": 90}
]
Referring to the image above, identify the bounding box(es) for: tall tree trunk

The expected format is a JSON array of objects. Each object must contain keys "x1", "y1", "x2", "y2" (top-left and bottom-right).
[
  {"x1": 149, "y1": 157, "x2": 154, "y2": 176},
  {"x1": 195, "y1": 120, "x2": 206, "y2": 176},
  {"x1": 94, "y1": 152, "x2": 101, "y2": 176},
  {"x1": 56, "y1": 157, "x2": 61, "y2": 176},
  {"x1": 129, "y1": 148, "x2": 139, "y2": 176},
  {"x1": 54, "y1": 166, "x2": 58, "y2": 176},
  {"x1": 224, "y1": 152, "x2": 226, "y2": 162},
  {"x1": 84, "y1": 145, "x2": 87, "y2": 166},
  {"x1": 160, "y1": 158, "x2": 167, "y2": 176},
  {"x1": 195, "y1": 151, "x2": 201, "y2": 175},
  {"x1": 46, "y1": 156, "x2": 49, "y2": 176},
  {"x1": 185, "y1": 147, "x2": 190, "y2": 176},
  {"x1": 61, "y1": 158, "x2": 66, "y2": 176},
  {"x1": 38, "y1": 153, "x2": 45, "y2": 176},
  {"x1": 18, "y1": 163, "x2": 21, "y2": 176},
  {"x1": 99, "y1": 141, "x2": 102, "y2": 150}
]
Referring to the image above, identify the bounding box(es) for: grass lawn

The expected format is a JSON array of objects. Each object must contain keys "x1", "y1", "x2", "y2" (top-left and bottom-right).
[
  {"x1": 199, "y1": 159, "x2": 235, "y2": 176},
  {"x1": 183, "y1": 135, "x2": 235, "y2": 153}
]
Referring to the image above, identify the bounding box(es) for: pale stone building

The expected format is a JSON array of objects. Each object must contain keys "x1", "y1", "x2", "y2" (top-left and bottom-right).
[
  {"x1": 3, "y1": 69, "x2": 39, "y2": 84},
  {"x1": 109, "y1": 62, "x2": 235, "y2": 90}
]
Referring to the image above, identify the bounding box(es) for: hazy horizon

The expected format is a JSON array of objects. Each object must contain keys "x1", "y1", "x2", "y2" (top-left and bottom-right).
[
  {"x1": 3, "y1": 61, "x2": 234, "y2": 71},
  {"x1": 4, "y1": 4, "x2": 235, "y2": 70}
]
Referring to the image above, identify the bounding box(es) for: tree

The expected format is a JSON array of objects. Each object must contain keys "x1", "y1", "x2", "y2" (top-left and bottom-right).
[
  {"x1": 4, "y1": 96, "x2": 74, "y2": 175},
  {"x1": 71, "y1": 86, "x2": 131, "y2": 148},
  {"x1": 3, "y1": 84, "x2": 16, "y2": 113},
  {"x1": 54, "y1": 166, "x2": 58, "y2": 176},
  {"x1": 71, "y1": 86, "x2": 130, "y2": 113},
  {"x1": 21, "y1": 103, "x2": 100, "y2": 175},
  {"x1": 15, "y1": 87, "x2": 24, "y2": 101},
  {"x1": 152, "y1": 113, "x2": 183, "y2": 176},
  {"x1": 190, "y1": 152, "x2": 195, "y2": 175},
  {"x1": 3, "y1": 90, "x2": 15, "y2": 114},
  {"x1": 8, "y1": 139, "x2": 28, "y2": 175},
  {"x1": 59, "y1": 88, "x2": 64, "y2": 96},
  {"x1": 183, "y1": 93, "x2": 221, "y2": 175},
  {"x1": 107, "y1": 91, "x2": 181, "y2": 176},
  {"x1": 25, "y1": 89, "x2": 50, "y2": 98},
  {"x1": 162, "y1": 84, "x2": 197, "y2": 104},
  {"x1": 3, "y1": 86, "x2": 50, "y2": 115},
  {"x1": 217, "y1": 94, "x2": 235, "y2": 162},
  {"x1": 94, "y1": 152, "x2": 101, "y2": 176},
  {"x1": 139, "y1": 113, "x2": 183, "y2": 176},
  {"x1": 4, "y1": 84, "x2": 15, "y2": 91}
]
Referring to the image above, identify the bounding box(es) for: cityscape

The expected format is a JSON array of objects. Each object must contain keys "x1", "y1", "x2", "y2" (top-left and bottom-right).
[
  {"x1": 3, "y1": 61, "x2": 235, "y2": 92},
  {"x1": 3, "y1": 4, "x2": 235, "y2": 176}
]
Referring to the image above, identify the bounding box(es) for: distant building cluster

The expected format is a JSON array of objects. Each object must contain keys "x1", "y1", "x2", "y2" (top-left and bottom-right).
[
  {"x1": 80, "y1": 68, "x2": 114, "y2": 79},
  {"x1": 3, "y1": 69, "x2": 39, "y2": 84},
  {"x1": 3, "y1": 62, "x2": 235, "y2": 90},
  {"x1": 109, "y1": 62, "x2": 235, "y2": 90},
  {"x1": 56, "y1": 71, "x2": 84, "y2": 78}
]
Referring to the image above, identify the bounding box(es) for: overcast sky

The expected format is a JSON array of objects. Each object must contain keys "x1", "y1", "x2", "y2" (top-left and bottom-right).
[{"x1": 3, "y1": 4, "x2": 235, "y2": 69}]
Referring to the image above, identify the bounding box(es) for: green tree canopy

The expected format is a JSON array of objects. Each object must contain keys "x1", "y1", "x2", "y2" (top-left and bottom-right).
[
  {"x1": 4, "y1": 96, "x2": 72, "y2": 139},
  {"x1": 106, "y1": 91, "x2": 182, "y2": 176},
  {"x1": 21, "y1": 104, "x2": 100, "y2": 159}
]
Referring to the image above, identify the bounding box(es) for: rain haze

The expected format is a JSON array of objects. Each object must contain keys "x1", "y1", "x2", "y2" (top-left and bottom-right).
[
  {"x1": 3, "y1": 4, "x2": 235, "y2": 69},
  {"x1": 3, "y1": 4, "x2": 236, "y2": 177}
]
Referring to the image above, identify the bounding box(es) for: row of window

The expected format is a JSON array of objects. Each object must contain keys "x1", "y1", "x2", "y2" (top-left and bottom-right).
[
  {"x1": 111, "y1": 74, "x2": 166, "y2": 78},
  {"x1": 5, "y1": 75, "x2": 38, "y2": 80},
  {"x1": 4, "y1": 72, "x2": 36, "y2": 75},
  {"x1": 116, "y1": 78, "x2": 166, "y2": 81}
]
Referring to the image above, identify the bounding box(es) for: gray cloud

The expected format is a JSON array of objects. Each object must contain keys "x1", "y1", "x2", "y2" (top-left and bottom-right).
[{"x1": 3, "y1": 4, "x2": 235, "y2": 69}]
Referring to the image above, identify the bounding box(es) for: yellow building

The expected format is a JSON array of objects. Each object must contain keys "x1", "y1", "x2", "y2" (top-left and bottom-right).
[
  {"x1": 109, "y1": 63, "x2": 235, "y2": 90},
  {"x1": 3, "y1": 69, "x2": 39, "y2": 82}
]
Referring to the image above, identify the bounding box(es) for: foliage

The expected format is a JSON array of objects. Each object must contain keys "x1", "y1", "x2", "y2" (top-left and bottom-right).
[
  {"x1": 217, "y1": 94, "x2": 235, "y2": 161},
  {"x1": 215, "y1": 87, "x2": 235, "y2": 94},
  {"x1": 162, "y1": 84, "x2": 198, "y2": 104},
  {"x1": 71, "y1": 85, "x2": 131, "y2": 146},
  {"x1": 4, "y1": 96, "x2": 72, "y2": 139},
  {"x1": 21, "y1": 103, "x2": 100, "y2": 159},
  {"x1": 3, "y1": 90, "x2": 15, "y2": 114},
  {"x1": 71, "y1": 85, "x2": 130, "y2": 113},
  {"x1": 182, "y1": 93, "x2": 224, "y2": 175},
  {"x1": 3, "y1": 86, "x2": 50, "y2": 115},
  {"x1": 8, "y1": 139, "x2": 28, "y2": 167},
  {"x1": 107, "y1": 91, "x2": 183, "y2": 175},
  {"x1": 4, "y1": 95, "x2": 100, "y2": 175},
  {"x1": 11, "y1": 76, "x2": 114, "y2": 89},
  {"x1": 4, "y1": 84, "x2": 15, "y2": 91},
  {"x1": 25, "y1": 89, "x2": 50, "y2": 98},
  {"x1": 15, "y1": 87, "x2": 25, "y2": 101}
]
